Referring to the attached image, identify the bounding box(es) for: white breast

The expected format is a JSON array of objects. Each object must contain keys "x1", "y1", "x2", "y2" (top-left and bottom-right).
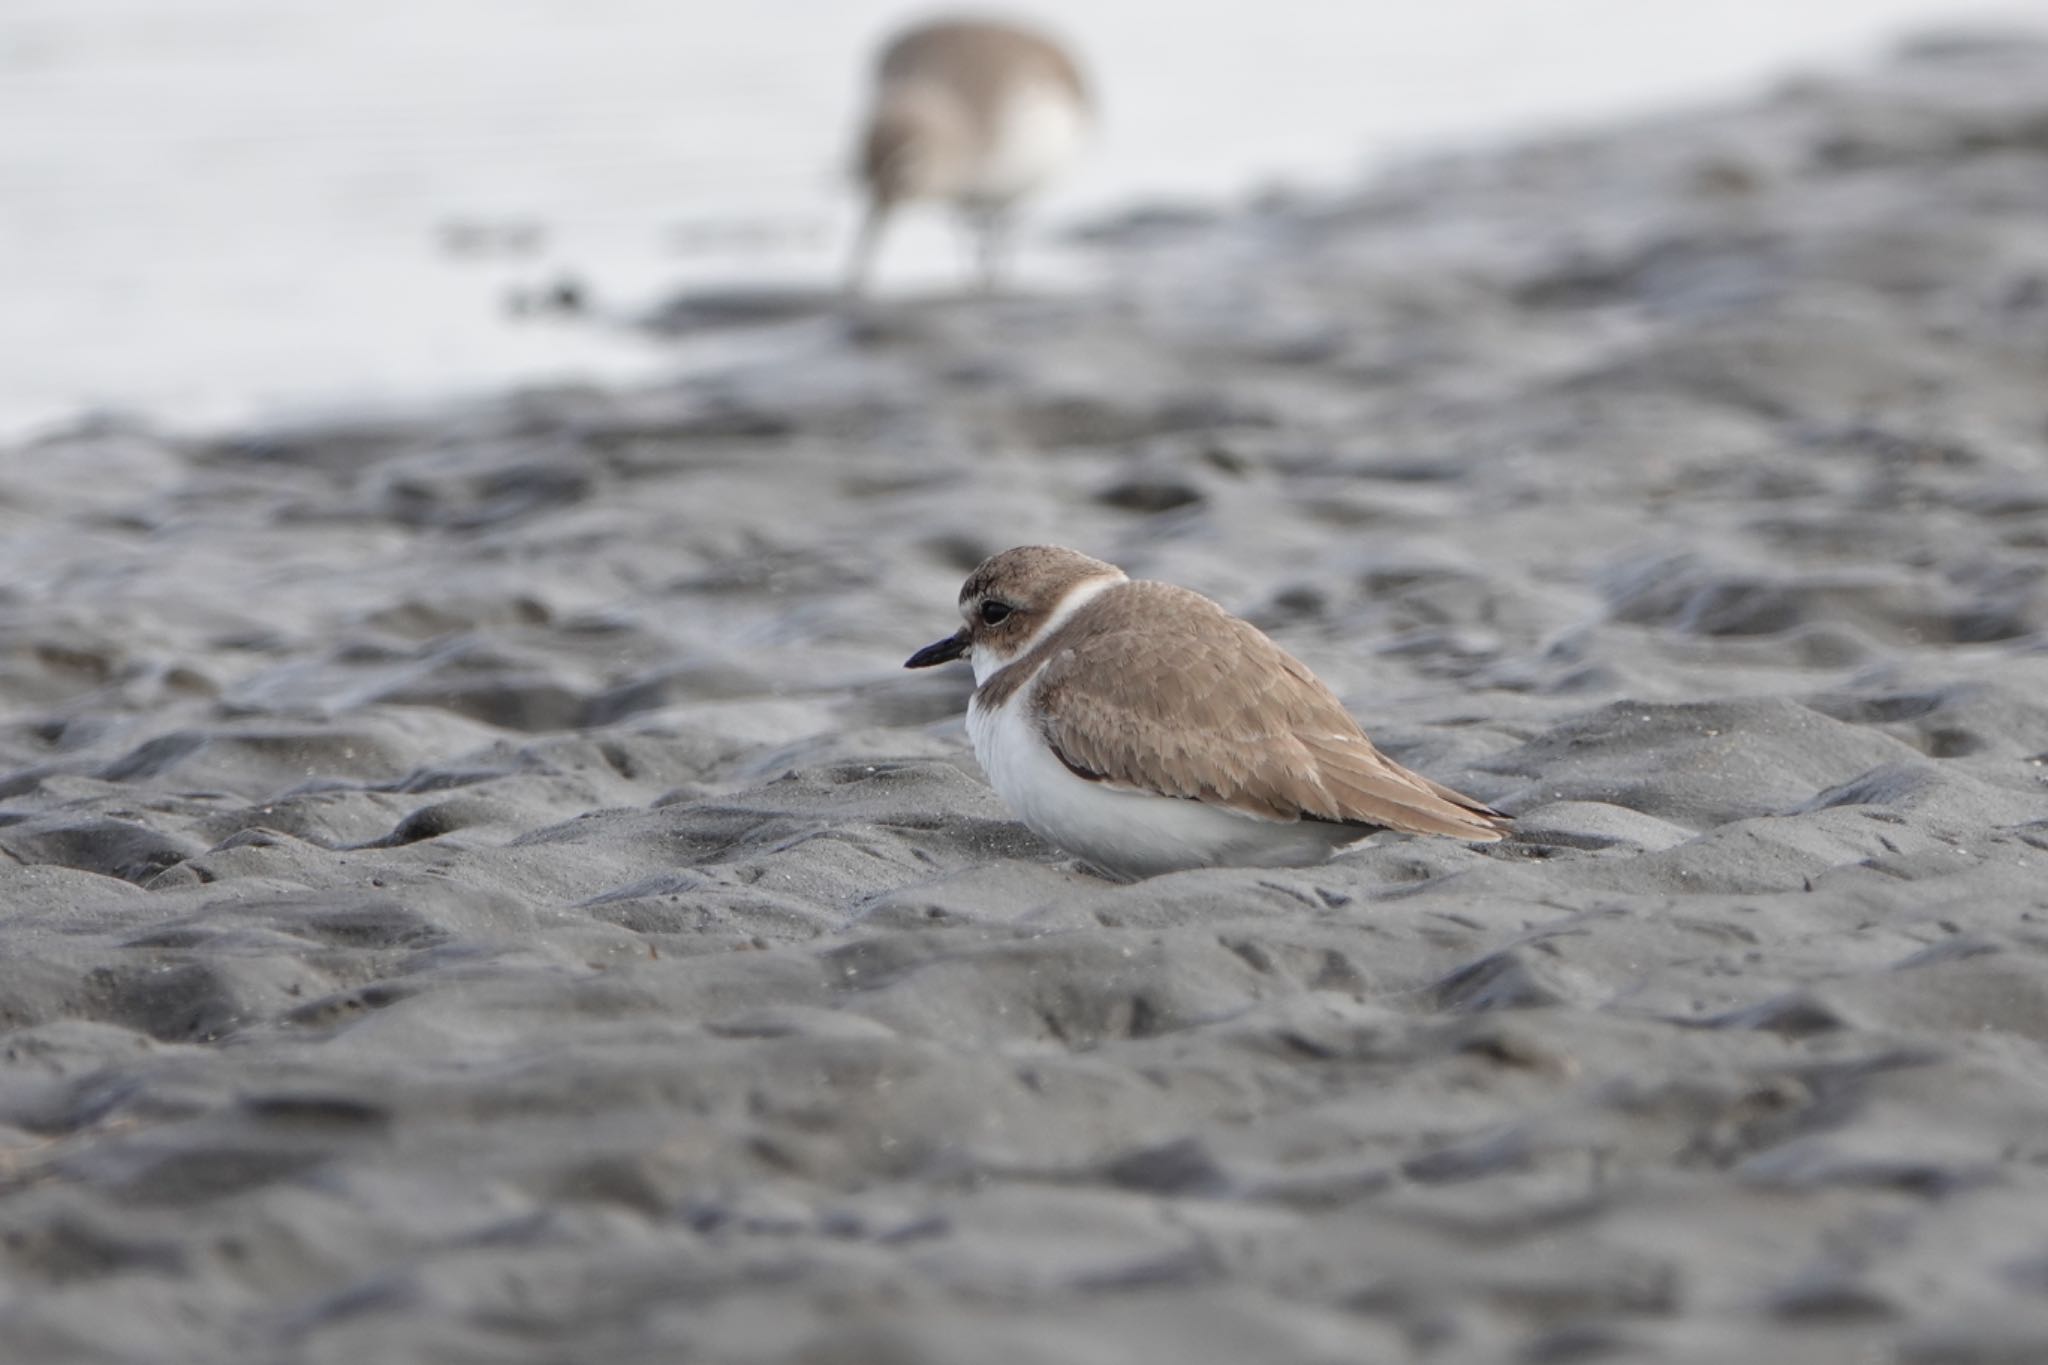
[
  {"x1": 964, "y1": 80, "x2": 1088, "y2": 203},
  {"x1": 966, "y1": 674, "x2": 1367, "y2": 880}
]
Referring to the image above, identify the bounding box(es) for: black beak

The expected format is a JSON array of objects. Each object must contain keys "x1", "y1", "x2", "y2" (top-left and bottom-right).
[{"x1": 904, "y1": 630, "x2": 968, "y2": 669}]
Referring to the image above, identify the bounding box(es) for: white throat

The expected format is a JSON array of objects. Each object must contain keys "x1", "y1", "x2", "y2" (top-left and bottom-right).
[{"x1": 970, "y1": 574, "x2": 1122, "y2": 685}]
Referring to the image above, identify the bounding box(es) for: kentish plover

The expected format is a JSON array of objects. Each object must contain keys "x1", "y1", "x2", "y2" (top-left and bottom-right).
[
  {"x1": 906, "y1": 546, "x2": 1510, "y2": 879},
  {"x1": 847, "y1": 17, "x2": 1092, "y2": 294}
]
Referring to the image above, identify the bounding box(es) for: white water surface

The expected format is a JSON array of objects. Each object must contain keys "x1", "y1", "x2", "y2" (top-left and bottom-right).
[{"x1": 2, "y1": 0, "x2": 2039, "y2": 435}]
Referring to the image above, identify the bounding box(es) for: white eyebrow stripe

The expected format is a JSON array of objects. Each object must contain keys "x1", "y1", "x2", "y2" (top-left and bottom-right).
[{"x1": 970, "y1": 574, "x2": 1122, "y2": 684}]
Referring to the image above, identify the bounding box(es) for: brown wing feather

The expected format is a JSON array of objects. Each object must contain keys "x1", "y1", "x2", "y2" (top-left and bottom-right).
[
  {"x1": 1023, "y1": 582, "x2": 1508, "y2": 841},
  {"x1": 879, "y1": 22, "x2": 1090, "y2": 113}
]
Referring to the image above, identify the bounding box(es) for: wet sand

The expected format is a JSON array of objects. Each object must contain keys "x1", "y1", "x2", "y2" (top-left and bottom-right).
[{"x1": 4, "y1": 31, "x2": 2048, "y2": 1363}]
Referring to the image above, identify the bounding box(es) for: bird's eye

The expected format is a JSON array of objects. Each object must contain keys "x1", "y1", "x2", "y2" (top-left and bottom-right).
[{"x1": 979, "y1": 600, "x2": 1013, "y2": 626}]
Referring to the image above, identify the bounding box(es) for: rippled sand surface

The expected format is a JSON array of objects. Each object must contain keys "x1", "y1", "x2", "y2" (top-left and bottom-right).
[{"x1": 4, "y1": 34, "x2": 2048, "y2": 1363}]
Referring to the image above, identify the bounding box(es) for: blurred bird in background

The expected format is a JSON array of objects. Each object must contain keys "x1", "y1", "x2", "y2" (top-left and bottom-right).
[{"x1": 846, "y1": 16, "x2": 1092, "y2": 295}]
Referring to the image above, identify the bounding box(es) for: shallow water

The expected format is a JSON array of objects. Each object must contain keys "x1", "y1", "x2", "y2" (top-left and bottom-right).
[{"x1": 4, "y1": 0, "x2": 2032, "y2": 436}]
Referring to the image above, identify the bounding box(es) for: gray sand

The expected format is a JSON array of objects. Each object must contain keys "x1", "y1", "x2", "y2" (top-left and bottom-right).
[{"x1": 6, "y1": 31, "x2": 2048, "y2": 1364}]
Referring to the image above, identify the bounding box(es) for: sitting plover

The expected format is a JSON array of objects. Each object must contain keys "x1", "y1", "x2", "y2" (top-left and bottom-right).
[
  {"x1": 906, "y1": 546, "x2": 1510, "y2": 879},
  {"x1": 846, "y1": 16, "x2": 1092, "y2": 294}
]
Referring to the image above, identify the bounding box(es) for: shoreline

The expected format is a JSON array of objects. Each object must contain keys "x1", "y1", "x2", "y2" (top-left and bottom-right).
[{"x1": 5, "y1": 13, "x2": 2014, "y2": 448}]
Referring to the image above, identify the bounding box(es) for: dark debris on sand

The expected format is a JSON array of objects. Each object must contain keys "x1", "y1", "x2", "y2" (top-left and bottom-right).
[{"x1": 4, "y1": 31, "x2": 2048, "y2": 1365}]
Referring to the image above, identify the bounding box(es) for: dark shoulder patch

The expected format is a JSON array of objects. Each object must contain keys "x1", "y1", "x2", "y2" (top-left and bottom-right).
[{"x1": 1049, "y1": 740, "x2": 1106, "y2": 783}]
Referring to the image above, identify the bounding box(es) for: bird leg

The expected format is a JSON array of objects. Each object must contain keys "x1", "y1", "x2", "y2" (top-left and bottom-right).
[
  {"x1": 843, "y1": 197, "x2": 891, "y2": 298},
  {"x1": 963, "y1": 201, "x2": 1013, "y2": 296}
]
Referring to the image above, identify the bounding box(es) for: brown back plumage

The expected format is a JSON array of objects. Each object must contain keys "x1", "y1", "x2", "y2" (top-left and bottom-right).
[
  {"x1": 875, "y1": 19, "x2": 1090, "y2": 144},
  {"x1": 980, "y1": 579, "x2": 1509, "y2": 841}
]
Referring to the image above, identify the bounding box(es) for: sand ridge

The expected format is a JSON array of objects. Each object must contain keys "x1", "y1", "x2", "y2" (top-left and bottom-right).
[{"x1": 3, "y1": 31, "x2": 2048, "y2": 1363}]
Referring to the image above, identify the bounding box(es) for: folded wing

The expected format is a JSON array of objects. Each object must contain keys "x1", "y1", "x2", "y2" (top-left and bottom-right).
[{"x1": 1026, "y1": 585, "x2": 1509, "y2": 841}]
